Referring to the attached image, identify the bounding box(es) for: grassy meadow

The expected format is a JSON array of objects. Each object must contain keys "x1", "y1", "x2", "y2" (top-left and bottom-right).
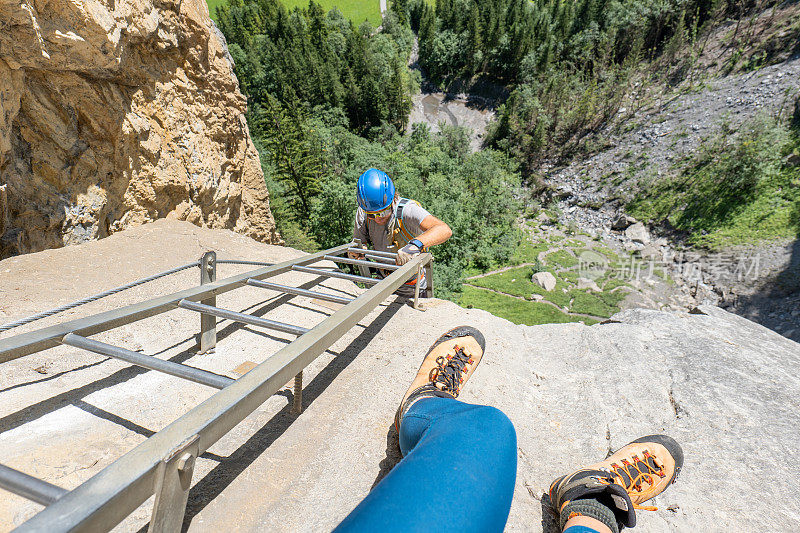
[{"x1": 206, "y1": 0, "x2": 381, "y2": 26}]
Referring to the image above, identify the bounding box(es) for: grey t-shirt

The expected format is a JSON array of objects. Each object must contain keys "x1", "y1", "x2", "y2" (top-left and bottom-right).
[
  {"x1": 353, "y1": 200, "x2": 432, "y2": 253},
  {"x1": 352, "y1": 200, "x2": 432, "y2": 291}
]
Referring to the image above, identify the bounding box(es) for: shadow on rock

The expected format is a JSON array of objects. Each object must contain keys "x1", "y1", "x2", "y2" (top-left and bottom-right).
[
  {"x1": 731, "y1": 236, "x2": 800, "y2": 342},
  {"x1": 0, "y1": 279, "x2": 324, "y2": 436},
  {"x1": 179, "y1": 300, "x2": 404, "y2": 531},
  {"x1": 370, "y1": 422, "x2": 401, "y2": 490},
  {"x1": 540, "y1": 492, "x2": 560, "y2": 533}
]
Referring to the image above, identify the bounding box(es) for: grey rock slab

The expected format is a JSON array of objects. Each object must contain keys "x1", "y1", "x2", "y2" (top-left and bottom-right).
[{"x1": 2, "y1": 222, "x2": 800, "y2": 531}]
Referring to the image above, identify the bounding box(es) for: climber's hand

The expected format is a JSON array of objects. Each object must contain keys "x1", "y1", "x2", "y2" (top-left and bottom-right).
[
  {"x1": 396, "y1": 242, "x2": 422, "y2": 266},
  {"x1": 348, "y1": 245, "x2": 367, "y2": 260}
]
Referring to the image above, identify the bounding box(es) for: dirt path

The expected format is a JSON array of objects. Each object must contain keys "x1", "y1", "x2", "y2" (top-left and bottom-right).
[{"x1": 465, "y1": 262, "x2": 539, "y2": 281}]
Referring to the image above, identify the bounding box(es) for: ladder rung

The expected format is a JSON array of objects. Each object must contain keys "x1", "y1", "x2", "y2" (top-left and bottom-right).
[
  {"x1": 292, "y1": 265, "x2": 380, "y2": 285},
  {"x1": 345, "y1": 248, "x2": 397, "y2": 259},
  {"x1": 62, "y1": 334, "x2": 234, "y2": 389},
  {"x1": 246, "y1": 279, "x2": 353, "y2": 305},
  {"x1": 322, "y1": 255, "x2": 400, "y2": 271},
  {"x1": 0, "y1": 463, "x2": 68, "y2": 506},
  {"x1": 177, "y1": 300, "x2": 309, "y2": 336}
]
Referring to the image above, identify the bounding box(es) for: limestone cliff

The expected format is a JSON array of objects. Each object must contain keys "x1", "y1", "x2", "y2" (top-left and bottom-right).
[{"x1": 0, "y1": 0, "x2": 280, "y2": 258}]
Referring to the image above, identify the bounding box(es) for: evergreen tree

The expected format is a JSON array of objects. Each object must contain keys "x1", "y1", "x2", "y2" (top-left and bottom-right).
[{"x1": 253, "y1": 96, "x2": 324, "y2": 224}]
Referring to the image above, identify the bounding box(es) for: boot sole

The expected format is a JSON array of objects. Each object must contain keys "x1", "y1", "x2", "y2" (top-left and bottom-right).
[{"x1": 427, "y1": 326, "x2": 486, "y2": 355}]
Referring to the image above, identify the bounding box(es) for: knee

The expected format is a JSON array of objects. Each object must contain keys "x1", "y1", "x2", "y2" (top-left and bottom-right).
[
  {"x1": 484, "y1": 405, "x2": 516, "y2": 438},
  {"x1": 466, "y1": 405, "x2": 517, "y2": 451}
]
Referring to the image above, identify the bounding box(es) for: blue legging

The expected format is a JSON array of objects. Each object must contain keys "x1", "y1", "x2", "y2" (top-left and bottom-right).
[{"x1": 335, "y1": 397, "x2": 517, "y2": 533}]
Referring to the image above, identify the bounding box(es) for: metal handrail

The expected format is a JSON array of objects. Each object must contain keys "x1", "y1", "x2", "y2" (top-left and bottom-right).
[{"x1": 0, "y1": 245, "x2": 349, "y2": 363}]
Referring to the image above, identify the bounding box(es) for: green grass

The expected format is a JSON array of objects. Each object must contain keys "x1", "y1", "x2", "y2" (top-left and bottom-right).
[
  {"x1": 282, "y1": 0, "x2": 380, "y2": 25},
  {"x1": 207, "y1": 0, "x2": 226, "y2": 20},
  {"x1": 628, "y1": 118, "x2": 800, "y2": 250},
  {"x1": 469, "y1": 266, "x2": 555, "y2": 297},
  {"x1": 466, "y1": 265, "x2": 629, "y2": 317},
  {"x1": 542, "y1": 249, "x2": 578, "y2": 269},
  {"x1": 590, "y1": 246, "x2": 621, "y2": 262},
  {"x1": 569, "y1": 291, "x2": 617, "y2": 317},
  {"x1": 460, "y1": 286, "x2": 591, "y2": 326},
  {"x1": 207, "y1": 0, "x2": 381, "y2": 25},
  {"x1": 601, "y1": 278, "x2": 629, "y2": 291},
  {"x1": 461, "y1": 226, "x2": 639, "y2": 324},
  {"x1": 511, "y1": 238, "x2": 552, "y2": 264},
  {"x1": 468, "y1": 266, "x2": 573, "y2": 301}
]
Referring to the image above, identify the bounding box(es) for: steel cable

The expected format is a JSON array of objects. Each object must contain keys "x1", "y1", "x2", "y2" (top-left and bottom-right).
[
  {"x1": 0, "y1": 258, "x2": 275, "y2": 333},
  {"x1": 0, "y1": 261, "x2": 200, "y2": 333}
]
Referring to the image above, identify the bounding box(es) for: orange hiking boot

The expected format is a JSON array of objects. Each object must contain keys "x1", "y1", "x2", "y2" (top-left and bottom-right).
[
  {"x1": 394, "y1": 326, "x2": 485, "y2": 432},
  {"x1": 549, "y1": 435, "x2": 684, "y2": 532}
]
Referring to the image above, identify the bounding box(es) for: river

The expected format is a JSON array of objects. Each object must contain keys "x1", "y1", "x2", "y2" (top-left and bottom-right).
[{"x1": 405, "y1": 38, "x2": 496, "y2": 151}]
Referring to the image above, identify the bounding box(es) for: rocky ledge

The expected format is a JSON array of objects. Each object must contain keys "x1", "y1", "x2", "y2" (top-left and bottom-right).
[{"x1": 0, "y1": 221, "x2": 798, "y2": 531}]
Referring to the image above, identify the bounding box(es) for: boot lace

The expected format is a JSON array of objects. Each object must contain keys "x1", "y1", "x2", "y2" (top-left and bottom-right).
[
  {"x1": 428, "y1": 345, "x2": 474, "y2": 397},
  {"x1": 602, "y1": 450, "x2": 667, "y2": 511}
]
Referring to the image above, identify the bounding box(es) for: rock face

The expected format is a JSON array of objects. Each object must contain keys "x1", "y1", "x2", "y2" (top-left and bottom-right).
[
  {"x1": 1, "y1": 221, "x2": 799, "y2": 530},
  {"x1": 0, "y1": 0, "x2": 279, "y2": 259}
]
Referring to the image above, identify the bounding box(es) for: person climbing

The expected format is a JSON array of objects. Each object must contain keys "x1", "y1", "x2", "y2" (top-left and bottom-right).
[
  {"x1": 334, "y1": 325, "x2": 684, "y2": 533},
  {"x1": 348, "y1": 168, "x2": 452, "y2": 292}
]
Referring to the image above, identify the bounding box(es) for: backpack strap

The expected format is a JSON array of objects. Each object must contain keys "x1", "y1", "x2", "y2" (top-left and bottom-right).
[
  {"x1": 395, "y1": 198, "x2": 410, "y2": 221},
  {"x1": 392, "y1": 198, "x2": 425, "y2": 249}
]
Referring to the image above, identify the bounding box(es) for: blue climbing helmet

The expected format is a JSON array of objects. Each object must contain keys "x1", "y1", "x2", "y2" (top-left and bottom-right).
[{"x1": 356, "y1": 168, "x2": 395, "y2": 213}]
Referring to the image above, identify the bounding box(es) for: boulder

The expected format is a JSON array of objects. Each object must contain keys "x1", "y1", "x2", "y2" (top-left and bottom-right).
[
  {"x1": 532, "y1": 271, "x2": 557, "y2": 291},
  {"x1": 530, "y1": 293, "x2": 544, "y2": 301},
  {"x1": 626, "y1": 222, "x2": 651, "y2": 244},
  {"x1": 611, "y1": 214, "x2": 637, "y2": 231},
  {"x1": 0, "y1": 0, "x2": 280, "y2": 259},
  {"x1": 639, "y1": 244, "x2": 662, "y2": 260},
  {"x1": 576, "y1": 277, "x2": 602, "y2": 292}
]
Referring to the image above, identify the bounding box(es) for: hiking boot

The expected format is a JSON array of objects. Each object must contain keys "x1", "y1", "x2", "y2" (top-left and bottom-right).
[
  {"x1": 394, "y1": 326, "x2": 486, "y2": 432},
  {"x1": 549, "y1": 434, "x2": 684, "y2": 532}
]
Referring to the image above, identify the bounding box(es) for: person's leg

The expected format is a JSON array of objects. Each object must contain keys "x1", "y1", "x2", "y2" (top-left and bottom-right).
[
  {"x1": 336, "y1": 397, "x2": 516, "y2": 533},
  {"x1": 563, "y1": 516, "x2": 612, "y2": 533},
  {"x1": 550, "y1": 435, "x2": 684, "y2": 533},
  {"x1": 335, "y1": 326, "x2": 517, "y2": 533}
]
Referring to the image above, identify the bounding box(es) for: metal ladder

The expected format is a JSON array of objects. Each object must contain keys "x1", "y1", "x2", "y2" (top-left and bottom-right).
[{"x1": 0, "y1": 241, "x2": 433, "y2": 532}]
